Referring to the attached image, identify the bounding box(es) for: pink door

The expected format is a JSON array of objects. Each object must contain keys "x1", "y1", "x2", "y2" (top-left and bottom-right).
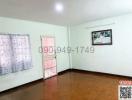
[{"x1": 41, "y1": 36, "x2": 57, "y2": 79}]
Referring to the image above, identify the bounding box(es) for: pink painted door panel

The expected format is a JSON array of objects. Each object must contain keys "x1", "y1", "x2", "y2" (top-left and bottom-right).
[
  {"x1": 44, "y1": 59, "x2": 56, "y2": 69},
  {"x1": 42, "y1": 37, "x2": 55, "y2": 56},
  {"x1": 44, "y1": 67, "x2": 57, "y2": 79},
  {"x1": 42, "y1": 36, "x2": 57, "y2": 79}
]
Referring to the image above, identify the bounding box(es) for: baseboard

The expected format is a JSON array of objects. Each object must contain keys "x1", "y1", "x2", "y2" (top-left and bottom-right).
[
  {"x1": 58, "y1": 68, "x2": 132, "y2": 79},
  {"x1": 0, "y1": 78, "x2": 43, "y2": 94},
  {"x1": 71, "y1": 68, "x2": 132, "y2": 79},
  {"x1": 58, "y1": 69, "x2": 72, "y2": 75}
]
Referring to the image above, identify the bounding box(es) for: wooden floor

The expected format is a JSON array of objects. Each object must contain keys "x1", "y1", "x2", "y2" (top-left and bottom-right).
[{"x1": 0, "y1": 70, "x2": 132, "y2": 100}]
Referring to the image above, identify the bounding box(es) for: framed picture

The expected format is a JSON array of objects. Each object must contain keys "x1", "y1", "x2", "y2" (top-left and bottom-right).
[{"x1": 92, "y1": 29, "x2": 112, "y2": 45}]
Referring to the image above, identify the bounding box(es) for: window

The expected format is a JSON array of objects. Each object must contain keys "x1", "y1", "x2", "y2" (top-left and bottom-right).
[
  {"x1": 0, "y1": 34, "x2": 32, "y2": 75},
  {"x1": 0, "y1": 35, "x2": 12, "y2": 75}
]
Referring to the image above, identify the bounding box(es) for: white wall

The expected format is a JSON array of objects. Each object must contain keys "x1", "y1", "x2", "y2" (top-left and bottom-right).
[
  {"x1": 0, "y1": 17, "x2": 70, "y2": 92},
  {"x1": 2, "y1": 13, "x2": 132, "y2": 92},
  {"x1": 70, "y1": 14, "x2": 132, "y2": 77}
]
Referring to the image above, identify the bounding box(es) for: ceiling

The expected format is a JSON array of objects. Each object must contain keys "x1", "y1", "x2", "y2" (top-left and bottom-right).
[{"x1": 0, "y1": 0, "x2": 132, "y2": 26}]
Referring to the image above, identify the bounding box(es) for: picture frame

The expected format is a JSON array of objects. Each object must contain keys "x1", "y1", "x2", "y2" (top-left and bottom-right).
[{"x1": 92, "y1": 29, "x2": 112, "y2": 45}]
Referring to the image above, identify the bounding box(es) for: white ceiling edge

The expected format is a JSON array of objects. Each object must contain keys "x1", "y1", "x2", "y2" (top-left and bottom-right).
[{"x1": 0, "y1": 0, "x2": 132, "y2": 26}]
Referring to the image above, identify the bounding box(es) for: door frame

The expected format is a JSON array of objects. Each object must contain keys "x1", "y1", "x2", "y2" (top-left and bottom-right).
[{"x1": 41, "y1": 35, "x2": 57, "y2": 79}]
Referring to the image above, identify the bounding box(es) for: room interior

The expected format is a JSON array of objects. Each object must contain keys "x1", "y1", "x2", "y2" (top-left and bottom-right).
[{"x1": 0, "y1": 0, "x2": 132, "y2": 100}]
